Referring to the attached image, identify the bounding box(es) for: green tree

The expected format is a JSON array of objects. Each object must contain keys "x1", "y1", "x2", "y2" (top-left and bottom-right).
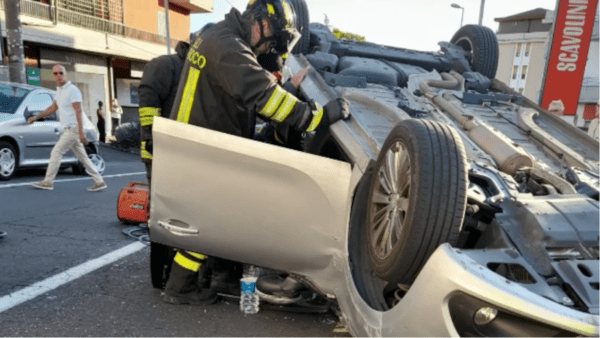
[{"x1": 332, "y1": 28, "x2": 365, "y2": 42}]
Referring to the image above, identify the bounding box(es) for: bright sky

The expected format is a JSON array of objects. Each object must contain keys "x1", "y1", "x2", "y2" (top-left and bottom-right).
[{"x1": 190, "y1": 0, "x2": 558, "y2": 51}]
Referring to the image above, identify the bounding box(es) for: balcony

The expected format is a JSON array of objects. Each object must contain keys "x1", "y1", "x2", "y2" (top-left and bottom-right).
[
  {"x1": 0, "y1": 0, "x2": 182, "y2": 47},
  {"x1": 171, "y1": 0, "x2": 213, "y2": 13}
]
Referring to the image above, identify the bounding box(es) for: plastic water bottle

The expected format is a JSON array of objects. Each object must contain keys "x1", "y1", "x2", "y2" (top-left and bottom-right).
[{"x1": 240, "y1": 265, "x2": 260, "y2": 314}]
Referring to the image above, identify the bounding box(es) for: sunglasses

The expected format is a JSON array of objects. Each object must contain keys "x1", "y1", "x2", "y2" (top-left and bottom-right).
[{"x1": 53, "y1": 71, "x2": 64, "y2": 75}]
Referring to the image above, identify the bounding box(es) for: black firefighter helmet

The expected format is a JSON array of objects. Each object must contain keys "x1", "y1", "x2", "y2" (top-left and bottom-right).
[{"x1": 247, "y1": 0, "x2": 301, "y2": 55}]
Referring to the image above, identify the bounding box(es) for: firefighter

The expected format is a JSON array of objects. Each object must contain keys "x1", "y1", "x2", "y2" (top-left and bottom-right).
[
  {"x1": 139, "y1": 28, "x2": 222, "y2": 305},
  {"x1": 164, "y1": 0, "x2": 350, "y2": 305}
]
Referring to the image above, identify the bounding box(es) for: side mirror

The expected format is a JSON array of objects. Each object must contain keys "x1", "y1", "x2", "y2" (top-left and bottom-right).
[{"x1": 24, "y1": 108, "x2": 31, "y2": 121}]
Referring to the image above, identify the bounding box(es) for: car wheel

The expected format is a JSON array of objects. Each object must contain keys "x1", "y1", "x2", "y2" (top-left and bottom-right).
[
  {"x1": 150, "y1": 241, "x2": 175, "y2": 289},
  {"x1": 0, "y1": 141, "x2": 17, "y2": 181},
  {"x1": 450, "y1": 25, "x2": 498, "y2": 79},
  {"x1": 72, "y1": 146, "x2": 105, "y2": 175},
  {"x1": 366, "y1": 119, "x2": 468, "y2": 284},
  {"x1": 288, "y1": 0, "x2": 310, "y2": 55}
]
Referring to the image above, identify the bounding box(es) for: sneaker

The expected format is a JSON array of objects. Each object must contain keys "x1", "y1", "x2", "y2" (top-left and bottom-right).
[
  {"x1": 32, "y1": 180, "x2": 53, "y2": 190},
  {"x1": 87, "y1": 181, "x2": 107, "y2": 192}
]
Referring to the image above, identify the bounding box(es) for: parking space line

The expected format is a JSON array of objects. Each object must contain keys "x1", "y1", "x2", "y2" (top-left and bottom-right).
[
  {"x1": 0, "y1": 241, "x2": 146, "y2": 314},
  {"x1": 0, "y1": 172, "x2": 146, "y2": 189}
]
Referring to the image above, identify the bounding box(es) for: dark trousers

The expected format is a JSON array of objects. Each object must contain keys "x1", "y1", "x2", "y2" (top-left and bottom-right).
[
  {"x1": 97, "y1": 120, "x2": 106, "y2": 143},
  {"x1": 112, "y1": 117, "x2": 120, "y2": 135}
]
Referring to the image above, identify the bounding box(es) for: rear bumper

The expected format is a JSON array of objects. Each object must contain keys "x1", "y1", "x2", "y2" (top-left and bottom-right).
[{"x1": 340, "y1": 244, "x2": 599, "y2": 336}]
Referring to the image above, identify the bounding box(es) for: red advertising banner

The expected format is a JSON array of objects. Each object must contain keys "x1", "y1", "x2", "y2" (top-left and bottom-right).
[{"x1": 541, "y1": 0, "x2": 599, "y2": 115}]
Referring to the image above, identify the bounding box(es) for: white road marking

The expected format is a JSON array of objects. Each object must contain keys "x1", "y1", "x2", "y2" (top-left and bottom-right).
[
  {"x1": 0, "y1": 172, "x2": 146, "y2": 189},
  {"x1": 0, "y1": 241, "x2": 146, "y2": 314}
]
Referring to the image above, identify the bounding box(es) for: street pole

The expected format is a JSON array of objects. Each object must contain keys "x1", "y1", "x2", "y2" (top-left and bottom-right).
[
  {"x1": 165, "y1": 0, "x2": 171, "y2": 55},
  {"x1": 478, "y1": 0, "x2": 486, "y2": 25},
  {"x1": 5, "y1": 0, "x2": 26, "y2": 83},
  {"x1": 451, "y1": 4, "x2": 465, "y2": 28}
]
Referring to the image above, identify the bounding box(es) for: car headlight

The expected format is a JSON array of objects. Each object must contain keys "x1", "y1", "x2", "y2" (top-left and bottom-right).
[{"x1": 448, "y1": 292, "x2": 577, "y2": 337}]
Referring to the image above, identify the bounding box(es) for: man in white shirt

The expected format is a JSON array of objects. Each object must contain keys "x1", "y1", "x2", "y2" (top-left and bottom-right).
[{"x1": 28, "y1": 64, "x2": 107, "y2": 191}]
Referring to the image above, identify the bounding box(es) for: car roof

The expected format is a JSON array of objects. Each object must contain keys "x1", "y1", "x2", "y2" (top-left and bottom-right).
[{"x1": 0, "y1": 81, "x2": 54, "y2": 93}]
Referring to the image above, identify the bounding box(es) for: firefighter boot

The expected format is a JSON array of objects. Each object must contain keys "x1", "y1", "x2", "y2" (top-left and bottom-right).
[
  {"x1": 162, "y1": 261, "x2": 218, "y2": 305},
  {"x1": 209, "y1": 258, "x2": 242, "y2": 297}
]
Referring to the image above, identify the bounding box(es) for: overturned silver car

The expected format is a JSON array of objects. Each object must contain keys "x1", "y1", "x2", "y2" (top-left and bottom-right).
[{"x1": 149, "y1": 1, "x2": 599, "y2": 336}]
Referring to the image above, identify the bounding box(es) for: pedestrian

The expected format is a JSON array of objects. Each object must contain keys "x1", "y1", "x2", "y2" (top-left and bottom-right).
[
  {"x1": 110, "y1": 98, "x2": 122, "y2": 137},
  {"x1": 28, "y1": 64, "x2": 107, "y2": 191},
  {"x1": 164, "y1": 0, "x2": 350, "y2": 306},
  {"x1": 96, "y1": 101, "x2": 106, "y2": 143}
]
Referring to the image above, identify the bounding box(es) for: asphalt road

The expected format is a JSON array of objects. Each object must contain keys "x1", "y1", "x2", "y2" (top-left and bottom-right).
[{"x1": 0, "y1": 144, "x2": 342, "y2": 337}]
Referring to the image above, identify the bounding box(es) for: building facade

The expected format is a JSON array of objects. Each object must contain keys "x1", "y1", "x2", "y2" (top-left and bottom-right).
[
  {"x1": 495, "y1": 5, "x2": 599, "y2": 127},
  {"x1": 0, "y1": 0, "x2": 212, "y2": 138}
]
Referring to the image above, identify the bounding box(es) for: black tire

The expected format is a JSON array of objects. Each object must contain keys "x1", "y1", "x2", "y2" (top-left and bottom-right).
[
  {"x1": 288, "y1": 0, "x2": 310, "y2": 55},
  {"x1": 115, "y1": 122, "x2": 141, "y2": 149},
  {"x1": 348, "y1": 162, "x2": 389, "y2": 311},
  {"x1": 450, "y1": 25, "x2": 498, "y2": 79},
  {"x1": 0, "y1": 141, "x2": 18, "y2": 181},
  {"x1": 72, "y1": 145, "x2": 94, "y2": 175},
  {"x1": 150, "y1": 242, "x2": 176, "y2": 289},
  {"x1": 366, "y1": 119, "x2": 467, "y2": 284}
]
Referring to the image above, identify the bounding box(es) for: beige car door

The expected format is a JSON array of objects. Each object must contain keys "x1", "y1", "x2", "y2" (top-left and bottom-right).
[{"x1": 150, "y1": 117, "x2": 352, "y2": 294}]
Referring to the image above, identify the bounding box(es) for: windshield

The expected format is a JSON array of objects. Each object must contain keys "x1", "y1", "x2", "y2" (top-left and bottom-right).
[{"x1": 0, "y1": 85, "x2": 31, "y2": 114}]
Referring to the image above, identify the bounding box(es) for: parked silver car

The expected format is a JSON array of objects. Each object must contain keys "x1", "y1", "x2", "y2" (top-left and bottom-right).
[
  {"x1": 0, "y1": 82, "x2": 104, "y2": 180},
  {"x1": 149, "y1": 1, "x2": 599, "y2": 336}
]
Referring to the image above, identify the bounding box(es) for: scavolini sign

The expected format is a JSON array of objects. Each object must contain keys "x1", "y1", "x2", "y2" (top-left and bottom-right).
[{"x1": 541, "y1": 0, "x2": 599, "y2": 115}]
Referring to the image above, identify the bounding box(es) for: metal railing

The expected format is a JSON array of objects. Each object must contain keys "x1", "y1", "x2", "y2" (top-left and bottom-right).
[
  {"x1": 18, "y1": 0, "x2": 52, "y2": 20},
  {"x1": 57, "y1": 7, "x2": 124, "y2": 35},
  {"x1": 1, "y1": 0, "x2": 181, "y2": 47}
]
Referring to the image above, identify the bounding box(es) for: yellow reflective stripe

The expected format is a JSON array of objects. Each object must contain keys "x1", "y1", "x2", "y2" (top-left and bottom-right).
[
  {"x1": 187, "y1": 251, "x2": 206, "y2": 260},
  {"x1": 141, "y1": 150, "x2": 152, "y2": 160},
  {"x1": 259, "y1": 86, "x2": 286, "y2": 118},
  {"x1": 174, "y1": 252, "x2": 201, "y2": 272},
  {"x1": 141, "y1": 142, "x2": 152, "y2": 159},
  {"x1": 139, "y1": 107, "x2": 160, "y2": 117},
  {"x1": 271, "y1": 93, "x2": 297, "y2": 122},
  {"x1": 267, "y1": 3, "x2": 275, "y2": 15},
  {"x1": 306, "y1": 107, "x2": 324, "y2": 132},
  {"x1": 140, "y1": 116, "x2": 154, "y2": 127},
  {"x1": 177, "y1": 68, "x2": 201, "y2": 124},
  {"x1": 274, "y1": 131, "x2": 283, "y2": 144}
]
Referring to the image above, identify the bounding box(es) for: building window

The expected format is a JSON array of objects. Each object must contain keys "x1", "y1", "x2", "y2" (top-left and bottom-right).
[
  {"x1": 515, "y1": 43, "x2": 522, "y2": 57},
  {"x1": 512, "y1": 65, "x2": 519, "y2": 80},
  {"x1": 521, "y1": 66, "x2": 528, "y2": 80},
  {"x1": 525, "y1": 43, "x2": 531, "y2": 57}
]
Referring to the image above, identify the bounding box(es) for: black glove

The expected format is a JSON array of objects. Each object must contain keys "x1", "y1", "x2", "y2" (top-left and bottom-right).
[
  {"x1": 323, "y1": 98, "x2": 350, "y2": 124},
  {"x1": 257, "y1": 52, "x2": 283, "y2": 73}
]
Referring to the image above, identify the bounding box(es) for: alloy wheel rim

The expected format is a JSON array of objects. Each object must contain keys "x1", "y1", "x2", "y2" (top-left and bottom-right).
[
  {"x1": 89, "y1": 154, "x2": 105, "y2": 175},
  {"x1": 0, "y1": 148, "x2": 15, "y2": 177},
  {"x1": 369, "y1": 141, "x2": 411, "y2": 260}
]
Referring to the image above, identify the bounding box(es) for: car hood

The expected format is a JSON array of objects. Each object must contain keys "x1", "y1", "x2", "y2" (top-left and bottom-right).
[{"x1": 0, "y1": 113, "x2": 19, "y2": 124}]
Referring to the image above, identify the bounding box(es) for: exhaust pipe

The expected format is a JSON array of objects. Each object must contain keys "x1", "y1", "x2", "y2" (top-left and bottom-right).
[{"x1": 420, "y1": 73, "x2": 534, "y2": 175}]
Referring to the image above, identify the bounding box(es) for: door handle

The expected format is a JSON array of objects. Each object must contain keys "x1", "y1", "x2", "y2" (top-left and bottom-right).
[
  {"x1": 54, "y1": 128, "x2": 60, "y2": 133},
  {"x1": 157, "y1": 220, "x2": 199, "y2": 236}
]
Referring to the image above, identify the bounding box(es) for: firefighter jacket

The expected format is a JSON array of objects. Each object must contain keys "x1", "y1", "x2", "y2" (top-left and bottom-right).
[
  {"x1": 138, "y1": 41, "x2": 190, "y2": 162},
  {"x1": 169, "y1": 8, "x2": 323, "y2": 138}
]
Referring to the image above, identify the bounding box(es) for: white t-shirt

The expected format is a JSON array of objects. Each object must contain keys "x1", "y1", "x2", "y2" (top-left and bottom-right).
[{"x1": 56, "y1": 81, "x2": 83, "y2": 129}]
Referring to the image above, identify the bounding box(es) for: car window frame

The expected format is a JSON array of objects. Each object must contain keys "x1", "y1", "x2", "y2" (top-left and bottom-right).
[{"x1": 25, "y1": 91, "x2": 57, "y2": 121}]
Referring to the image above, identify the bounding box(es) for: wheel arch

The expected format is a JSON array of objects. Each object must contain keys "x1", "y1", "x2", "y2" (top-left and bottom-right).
[{"x1": 0, "y1": 136, "x2": 21, "y2": 165}]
